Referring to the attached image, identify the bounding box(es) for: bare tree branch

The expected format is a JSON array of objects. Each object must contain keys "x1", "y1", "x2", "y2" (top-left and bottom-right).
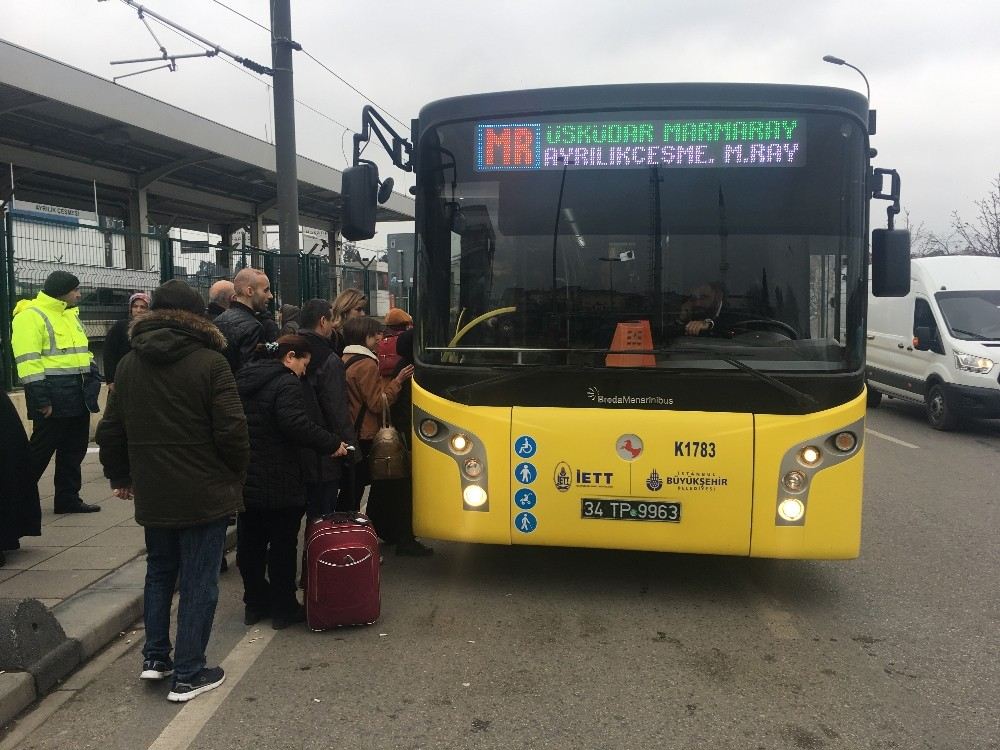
[
  {"x1": 905, "y1": 210, "x2": 960, "y2": 257},
  {"x1": 950, "y1": 173, "x2": 1000, "y2": 256}
]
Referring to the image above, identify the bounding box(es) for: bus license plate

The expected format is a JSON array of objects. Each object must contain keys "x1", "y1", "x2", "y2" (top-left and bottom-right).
[{"x1": 581, "y1": 499, "x2": 681, "y2": 523}]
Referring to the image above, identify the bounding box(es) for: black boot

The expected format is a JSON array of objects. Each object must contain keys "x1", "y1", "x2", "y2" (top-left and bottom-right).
[{"x1": 54, "y1": 501, "x2": 101, "y2": 514}]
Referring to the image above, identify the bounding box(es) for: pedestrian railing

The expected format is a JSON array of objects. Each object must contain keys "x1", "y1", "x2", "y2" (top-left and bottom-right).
[{"x1": 1, "y1": 210, "x2": 345, "y2": 390}]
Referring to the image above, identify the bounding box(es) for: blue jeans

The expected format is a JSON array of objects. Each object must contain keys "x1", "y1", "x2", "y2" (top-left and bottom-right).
[{"x1": 143, "y1": 519, "x2": 228, "y2": 682}]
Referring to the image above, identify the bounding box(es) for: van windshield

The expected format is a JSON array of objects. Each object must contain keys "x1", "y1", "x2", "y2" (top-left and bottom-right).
[{"x1": 936, "y1": 291, "x2": 1000, "y2": 341}]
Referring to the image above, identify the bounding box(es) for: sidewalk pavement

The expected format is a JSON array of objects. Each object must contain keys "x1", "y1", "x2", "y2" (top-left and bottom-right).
[{"x1": 0, "y1": 446, "x2": 233, "y2": 729}]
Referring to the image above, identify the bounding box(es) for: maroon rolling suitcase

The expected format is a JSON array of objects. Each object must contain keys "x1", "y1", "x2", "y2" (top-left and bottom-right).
[{"x1": 303, "y1": 513, "x2": 381, "y2": 630}]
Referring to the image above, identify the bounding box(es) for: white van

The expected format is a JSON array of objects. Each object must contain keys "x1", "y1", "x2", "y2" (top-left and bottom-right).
[{"x1": 866, "y1": 256, "x2": 1000, "y2": 430}]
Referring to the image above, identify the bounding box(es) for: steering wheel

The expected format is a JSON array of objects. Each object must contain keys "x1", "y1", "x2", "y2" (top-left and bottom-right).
[
  {"x1": 730, "y1": 318, "x2": 798, "y2": 340},
  {"x1": 440, "y1": 306, "x2": 518, "y2": 363},
  {"x1": 449, "y1": 306, "x2": 518, "y2": 347}
]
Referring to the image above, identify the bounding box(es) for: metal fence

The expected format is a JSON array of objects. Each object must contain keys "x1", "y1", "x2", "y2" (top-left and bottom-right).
[
  {"x1": 332, "y1": 261, "x2": 393, "y2": 315},
  {"x1": 1, "y1": 211, "x2": 338, "y2": 390}
]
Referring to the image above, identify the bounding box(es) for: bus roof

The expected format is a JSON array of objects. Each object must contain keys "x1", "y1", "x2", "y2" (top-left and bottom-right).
[{"x1": 418, "y1": 83, "x2": 868, "y2": 131}]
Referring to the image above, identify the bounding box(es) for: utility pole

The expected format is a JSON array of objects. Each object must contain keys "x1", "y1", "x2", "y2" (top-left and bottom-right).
[{"x1": 271, "y1": 0, "x2": 300, "y2": 305}]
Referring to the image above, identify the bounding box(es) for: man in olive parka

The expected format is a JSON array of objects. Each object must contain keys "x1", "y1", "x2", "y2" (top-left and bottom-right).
[{"x1": 96, "y1": 279, "x2": 249, "y2": 703}]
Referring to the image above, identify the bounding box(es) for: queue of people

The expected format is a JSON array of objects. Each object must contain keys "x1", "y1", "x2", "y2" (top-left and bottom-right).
[
  {"x1": 2, "y1": 268, "x2": 430, "y2": 700},
  {"x1": 80, "y1": 272, "x2": 426, "y2": 703}
]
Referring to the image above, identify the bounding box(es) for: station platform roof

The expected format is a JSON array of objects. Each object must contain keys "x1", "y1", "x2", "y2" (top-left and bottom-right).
[{"x1": 0, "y1": 38, "x2": 413, "y2": 232}]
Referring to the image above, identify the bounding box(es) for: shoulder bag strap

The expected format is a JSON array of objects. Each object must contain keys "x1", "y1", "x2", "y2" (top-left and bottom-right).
[
  {"x1": 345, "y1": 354, "x2": 369, "y2": 437},
  {"x1": 381, "y1": 392, "x2": 391, "y2": 429}
]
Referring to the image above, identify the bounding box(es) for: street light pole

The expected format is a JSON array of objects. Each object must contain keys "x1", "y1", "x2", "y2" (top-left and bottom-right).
[
  {"x1": 822, "y1": 54, "x2": 870, "y2": 102},
  {"x1": 271, "y1": 0, "x2": 300, "y2": 305}
]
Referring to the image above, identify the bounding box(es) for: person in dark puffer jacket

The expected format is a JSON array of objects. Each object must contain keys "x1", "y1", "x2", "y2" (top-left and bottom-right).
[
  {"x1": 214, "y1": 268, "x2": 274, "y2": 374},
  {"x1": 235, "y1": 334, "x2": 346, "y2": 629},
  {"x1": 297, "y1": 298, "x2": 355, "y2": 519},
  {"x1": 96, "y1": 278, "x2": 248, "y2": 703}
]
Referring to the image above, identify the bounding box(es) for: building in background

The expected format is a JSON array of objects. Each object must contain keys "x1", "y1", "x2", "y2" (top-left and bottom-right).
[{"x1": 386, "y1": 233, "x2": 415, "y2": 312}]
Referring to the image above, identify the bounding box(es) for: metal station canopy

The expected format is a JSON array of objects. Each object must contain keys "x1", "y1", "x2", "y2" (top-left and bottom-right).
[{"x1": 0, "y1": 38, "x2": 413, "y2": 232}]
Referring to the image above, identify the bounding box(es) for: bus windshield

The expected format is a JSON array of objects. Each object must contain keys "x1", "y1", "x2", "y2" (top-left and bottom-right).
[{"x1": 417, "y1": 109, "x2": 867, "y2": 374}]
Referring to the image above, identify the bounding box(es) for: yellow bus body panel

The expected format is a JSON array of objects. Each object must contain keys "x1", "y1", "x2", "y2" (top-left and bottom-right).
[
  {"x1": 506, "y1": 407, "x2": 754, "y2": 554},
  {"x1": 411, "y1": 384, "x2": 866, "y2": 559},
  {"x1": 411, "y1": 386, "x2": 513, "y2": 544},
  {"x1": 749, "y1": 393, "x2": 866, "y2": 559}
]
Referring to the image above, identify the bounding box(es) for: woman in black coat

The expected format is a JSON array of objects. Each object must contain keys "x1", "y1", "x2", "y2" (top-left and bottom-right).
[
  {"x1": 1, "y1": 391, "x2": 41, "y2": 566},
  {"x1": 235, "y1": 334, "x2": 347, "y2": 629},
  {"x1": 102, "y1": 292, "x2": 150, "y2": 390}
]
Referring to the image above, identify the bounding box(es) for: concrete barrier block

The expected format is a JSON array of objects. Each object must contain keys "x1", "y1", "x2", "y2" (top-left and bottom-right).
[
  {"x1": 0, "y1": 598, "x2": 68, "y2": 672},
  {"x1": 29, "y1": 638, "x2": 82, "y2": 694}
]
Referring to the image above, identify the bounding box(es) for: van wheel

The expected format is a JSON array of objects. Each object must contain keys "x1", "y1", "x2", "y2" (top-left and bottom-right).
[
  {"x1": 866, "y1": 386, "x2": 882, "y2": 408},
  {"x1": 926, "y1": 384, "x2": 959, "y2": 430}
]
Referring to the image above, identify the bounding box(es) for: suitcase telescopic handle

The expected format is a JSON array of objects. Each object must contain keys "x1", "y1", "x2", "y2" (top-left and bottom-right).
[{"x1": 320, "y1": 512, "x2": 369, "y2": 525}]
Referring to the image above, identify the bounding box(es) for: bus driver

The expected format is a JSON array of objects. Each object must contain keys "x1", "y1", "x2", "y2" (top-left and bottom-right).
[{"x1": 679, "y1": 282, "x2": 728, "y2": 336}]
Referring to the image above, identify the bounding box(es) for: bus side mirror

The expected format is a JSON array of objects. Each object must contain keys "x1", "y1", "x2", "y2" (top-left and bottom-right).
[
  {"x1": 341, "y1": 163, "x2": 379, "y2": 241},
  {"x1": 871, "y1": 229, "x2": 910, "y2": 297}
]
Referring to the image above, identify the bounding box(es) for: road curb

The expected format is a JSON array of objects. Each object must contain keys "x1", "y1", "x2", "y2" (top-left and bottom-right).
[
  {"x1": 0, "y1": 527, "x2": 237, "y2": 730},
  {"x1": 53, "y1": 569, "x2": 145, "y2": 663},
  {"x1": 0, "y1": 673, "x2": 35, "y2": 732}
]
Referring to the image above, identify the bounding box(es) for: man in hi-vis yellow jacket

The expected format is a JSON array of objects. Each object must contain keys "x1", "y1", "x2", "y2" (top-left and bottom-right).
[{"x1": 11, "y1": 271, "x2": 102, "y2": 513}]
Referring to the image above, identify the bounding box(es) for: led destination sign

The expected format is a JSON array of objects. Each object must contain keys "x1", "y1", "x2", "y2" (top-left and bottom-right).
[{"x1": 476, "y1": 118, "x2": 805, "y2": 172}]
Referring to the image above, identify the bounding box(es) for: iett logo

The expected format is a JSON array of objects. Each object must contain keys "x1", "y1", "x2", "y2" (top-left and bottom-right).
[{"x1": 554, "y1": 462, "x2": 572, "y2": 492}]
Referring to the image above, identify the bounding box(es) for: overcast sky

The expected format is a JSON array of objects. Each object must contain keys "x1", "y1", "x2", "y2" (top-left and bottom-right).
[{"x1": 5, "y1": 0, "x2": 1000, "y2": 245}]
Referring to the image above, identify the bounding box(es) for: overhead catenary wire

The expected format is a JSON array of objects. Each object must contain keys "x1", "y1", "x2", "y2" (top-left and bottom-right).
[
  {"x1": 299, "y1": 50, "x2": 408, "y2": 131},
  {"x1": 109, "y1": 0, "x2": 390, "y2": 166},
  {"x1": 113, "y1": 0, "x2": 272, "y2": 75},
  {"x1": 210, "y1": 0, "x2": 269, "y2": 33},
  {"x1": 141, "y1": 12, "x2": 353, "y2": 149},
  {"x1": 206, "y1": 0, "x2": 409, "y2": 131}
]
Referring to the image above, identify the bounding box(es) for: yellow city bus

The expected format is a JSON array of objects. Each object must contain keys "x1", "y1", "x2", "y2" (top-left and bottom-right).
[{"x1": 343, "y1": 83, "x2": 909, "y2": 558}]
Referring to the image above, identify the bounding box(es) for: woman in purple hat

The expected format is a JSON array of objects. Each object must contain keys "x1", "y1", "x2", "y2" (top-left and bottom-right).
[{"x1": 103, "y1": 291, "x2": 151, "y2": 393}]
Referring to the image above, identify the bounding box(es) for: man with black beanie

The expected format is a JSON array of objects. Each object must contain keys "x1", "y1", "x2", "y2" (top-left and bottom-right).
[
  {"x1": 96, "y1": 278, "x2": 248, "y2": 703},
  {"x1": 11, "y1": 270, "x2": 102, "y2": 513}
]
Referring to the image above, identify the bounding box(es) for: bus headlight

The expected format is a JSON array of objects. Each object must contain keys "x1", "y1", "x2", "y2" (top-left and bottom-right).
[
  {"x1": 419, "y1": 419, "x2": 441, "y2": 439},
  {"x1": 413, "y1": 407, "x2": 490, "y2": 513},
  {"x1": 463, "y1": 458, "x2": 484, "y2": 479},
  {"x1": 832, "y1": 431, "x2": 857, "y2": 453},
  {"x1": 777, "y1": 498, "x2": 805, "y2": 522},
  {"x1": 463, "y1": 485, "x2": 488, "y2": 507},
  {"x1": 954, "y1": 351, "x2": 994, "y2": 374},
  {"x1": 797, "y1": 445, "x2": 822, "y2": 467},
  {"x1": 450, "y1": 434, "x2": 473, "y2": 454},
  {"x1": 782, "y1": 470, "x2": 807, "y2": 493}
]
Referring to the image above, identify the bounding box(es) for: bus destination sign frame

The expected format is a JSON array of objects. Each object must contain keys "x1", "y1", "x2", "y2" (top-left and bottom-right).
[{"x1": 476, "y1": 118, "x2": 806, "y2": 172}]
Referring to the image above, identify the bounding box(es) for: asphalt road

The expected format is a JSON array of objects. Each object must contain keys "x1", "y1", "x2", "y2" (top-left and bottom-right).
[{"x1": 4, "y1": 397, "x2": 999, "y2": 750}]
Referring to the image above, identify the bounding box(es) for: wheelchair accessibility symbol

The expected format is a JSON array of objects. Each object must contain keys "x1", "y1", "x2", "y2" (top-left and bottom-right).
[
  {"x1": 514, "y1": 435, "x2": 537, "y2": 458},
  {"x1": 514, "y1": 512, "x2": 537, "y2": 533}
]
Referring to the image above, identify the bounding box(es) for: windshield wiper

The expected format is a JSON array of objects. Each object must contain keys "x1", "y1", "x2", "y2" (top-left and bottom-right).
[
  {"x1": 667, "y1": 348, "x2": 818, "y2": 408},
  {"x1": 441, "y1": 350, "x2": 817, "y2": 407},
  {"x1": 950, "y1": 327, "x2": 992, "y2": 341},
  {"x1": 442, "y1": 366, "x2": 547, "y2": 398}
]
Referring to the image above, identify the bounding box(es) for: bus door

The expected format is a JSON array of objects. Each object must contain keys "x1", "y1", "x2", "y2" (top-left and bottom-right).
[{"x1": 509, "y1": 408, "x2": 754, "y2": 554}]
